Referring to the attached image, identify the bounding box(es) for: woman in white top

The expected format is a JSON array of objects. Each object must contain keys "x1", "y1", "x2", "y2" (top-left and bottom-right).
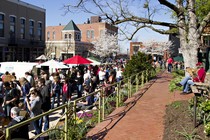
[
  {"x1": 116, "y1": 68, "x2": 123, "y2": 82},
  {"x1": 98, "y1": 67, "x2": 106, "y2": 85}
]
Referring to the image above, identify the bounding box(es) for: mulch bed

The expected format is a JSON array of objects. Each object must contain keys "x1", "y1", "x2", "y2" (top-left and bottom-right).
[{"x1": 163, "y1": 100, "x2": 210, "y2": 140}]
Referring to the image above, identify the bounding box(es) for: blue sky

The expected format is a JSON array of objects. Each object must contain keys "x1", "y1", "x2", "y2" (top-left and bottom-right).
[{"x1": 21, "y1": 0, "x2": 173, "y2": 53}]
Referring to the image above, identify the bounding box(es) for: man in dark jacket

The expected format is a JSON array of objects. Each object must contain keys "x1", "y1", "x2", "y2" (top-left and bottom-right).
[
  {"x1": 38, "y1": 78, "x2": 51, "y2": 131},
  {"x1": 7, "y1": 107, "x2": 29, "y2": 139}
]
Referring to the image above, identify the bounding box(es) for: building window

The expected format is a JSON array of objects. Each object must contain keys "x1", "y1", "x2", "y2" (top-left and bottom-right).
[
  {"x1": 29, "y1": 20, "x2": 34, "y2": 39},
  {"x1": 75, "y1": 33, "x2": 80, "y2": 41},
  {"x1": 91, "y1": 30, "x2": 94, "y2": 39},
  {"x1": 47, "y1": 31, "x2": 50, "y2": 40},
  {"x1": 53, "y1": 31, "x2": 55, "y2": 40},
  {"x1": 87, "y1": 30, "x2": 90, "y2": 39},
  {"x1": 87, "y1": 30, "x2": 94, "y2": 39},
  {"x1": 100, "y1": 30, "x2": 104, "y2": 37},
  {"x1": 37, "y1": 22, "x2": 42, "y2": 41},
  {"x1": 20, "y1": 18, "x2": 25, "y2": 39},
  {"x1": 0, "y1": 14, "x2": 4, "y2": 37},
  {"x1": 10, "y1": 16, "x2": 16, "y2": 38},
  {"x1": 65, "y1": 34, "x2": 68, "y2": 39}
]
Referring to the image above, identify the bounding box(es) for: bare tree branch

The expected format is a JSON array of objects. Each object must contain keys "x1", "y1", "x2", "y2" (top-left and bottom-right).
[
  {"x1": 114, "y1": 16, "x2": 177, "y2": 28},
  {"x1": 158, "y1": 0, "x2": 180, "y2": 15},
  {"x1": 147, "y1": 26, "x2": 177, "y2": 35}
]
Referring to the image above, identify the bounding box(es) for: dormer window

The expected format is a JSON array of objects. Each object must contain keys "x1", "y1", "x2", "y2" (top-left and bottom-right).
[
  {"x1": 65, "y1": 34, "x2": 68, "y2": 39},
  {"x1": 64, "y1": 33, "x2": 71, "y2": 40}
]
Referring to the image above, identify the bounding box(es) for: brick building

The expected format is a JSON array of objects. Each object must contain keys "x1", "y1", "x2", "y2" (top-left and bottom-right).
[
  {"x1": 0, "y1": 0, "x2": 45, "y2": 62},
  {"x1": 46, "y1": 20, "x2": 93, "y2": 60},
  {"x1": 129, "y1": 42, "x2": 143, "y2": 59},
  {"x1": 77, "y1": 16, "x2": 118, "y2": 42},
  {"x1": 45, "y1": 16, "x2": 118, "y2": 60}
]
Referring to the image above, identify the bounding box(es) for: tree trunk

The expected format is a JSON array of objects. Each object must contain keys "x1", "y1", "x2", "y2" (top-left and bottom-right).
[
  {"x1": 181, "y1": 44, "x2": 197, "y2": 68},
  {"x1": 177, "y1": 0, "x2": 199, "y2": 69}
]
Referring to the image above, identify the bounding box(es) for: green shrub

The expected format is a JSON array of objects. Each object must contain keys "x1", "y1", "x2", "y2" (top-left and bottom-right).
[
  {"x1": 204, "y1": 122, "x2": 210, "y2": 135},
  {"x1": 169, "y1": 70, "x2": 185, "y2": 92},
  {"x1": 123, "y1": 52, "x2": 153, "y2": 78},
  {"x1": 169, "y1": 76, "x2": 183, "y2": 92},
  {"x1": 172, "y1": 70, "x2": 185, "y2": 77}
]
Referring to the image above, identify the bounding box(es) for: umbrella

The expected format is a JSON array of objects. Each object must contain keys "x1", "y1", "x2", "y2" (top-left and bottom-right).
[
  {"x1": 36, "y1": 54, "x2": 48, "y2": 60},
  {"x1": 36, "y1": 59, "x2": 69, "y2": 69},
  {"x1": 87, "y1": 58, "x2": 101, "y2": 66},
  {"x1": 63, "y1": 55, "x2": 92, "y2": 64},
  {"x1": 173, "y1": 56, "x2": 183, "y2": 62}
]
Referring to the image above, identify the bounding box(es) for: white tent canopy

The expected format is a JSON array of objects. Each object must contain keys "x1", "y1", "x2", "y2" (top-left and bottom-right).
[
  {"x1": 87, "y1": 58, "x2": 101, "y2": 66},
  {"x1": 36, "y1": 59, "x2": 69, "y2": 69},
  {"x1": 0, "y1": 62, "x2": 37, "y2": 79},
  {"x1": 36, "y1": 54, "x2": 48, "y2": 60}
]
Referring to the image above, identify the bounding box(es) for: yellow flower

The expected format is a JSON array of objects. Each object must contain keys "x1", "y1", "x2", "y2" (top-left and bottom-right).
[
  {"x1": 76, "y1": 119, "x2": 83, "y2": 124},
  {"x1": 75, "y1": 117, "x2": 83, "y2": 124}
]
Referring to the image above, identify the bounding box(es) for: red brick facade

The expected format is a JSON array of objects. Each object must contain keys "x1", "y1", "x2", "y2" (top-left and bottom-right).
[
  {"x1": 129, "y1": 42, "x2": 143, "y2": 59},
  {"x1": 45, "y1": 16, "x2": 118, "y2": 59}
]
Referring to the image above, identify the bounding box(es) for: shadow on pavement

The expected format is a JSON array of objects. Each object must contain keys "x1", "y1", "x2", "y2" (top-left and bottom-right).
[{"x1": 86, "y1": 75, "x2": 157, "y2": 140}]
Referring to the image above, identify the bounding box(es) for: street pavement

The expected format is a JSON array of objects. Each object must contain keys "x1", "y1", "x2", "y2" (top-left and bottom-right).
[{"x1": 86, "y1": 71, "x2": 194, "y2": 140}]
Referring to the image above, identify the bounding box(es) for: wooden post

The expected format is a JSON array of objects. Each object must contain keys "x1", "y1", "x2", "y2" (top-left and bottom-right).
[
  {"x1": 129, "y1": 77, "x2": 132, "y2": 96},
  {"x1": 73, "y1": 101, "x2": 76, "y2": 120},
  {"x1": 98, "y1": 90, "x2": 101, "y2": 123},
  {"x1": 102, "y1": 90, "x2": 105, "y2": 120},
  {"x1": 119, "y1": 81, "x2": 122, "y2": 105},
  {"x1": 193, "y1": 95, "x2": 197, "y2": 128},
  {"x1": 64, "y1": 105, "x2": 68, "y2": 140},
  {"x1": 128, "y1": 78, "x2": 130, "y2": 98},
  {"x1": 116, "y1": 83, "x2": 119, "y2": 108},
  {"x1": 136, "y1": 74, "x2": 139, "y2": 92},
  {"x1": 146, "y1": 70, "x2": 148, "y2": 83},
  {"x1": 5, "y1": 128, "x2": 10, "y2": 140},
  {"x1": 141, "y1": 72, "x2": 144, "y2": 87}
]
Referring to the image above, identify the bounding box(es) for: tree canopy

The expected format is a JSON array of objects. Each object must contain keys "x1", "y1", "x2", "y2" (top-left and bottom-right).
[
  {"x1": 64, "y1": 0, "x2": 209, "y2": 39},
  {"x1": 90, "y1": 31, "x2": 119, "y2": 58},
  {"x1": 64, "y1": 0, "x2": 210, "y2": 67}
]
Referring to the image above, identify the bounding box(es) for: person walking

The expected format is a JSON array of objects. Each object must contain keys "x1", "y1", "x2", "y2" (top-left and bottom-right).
[
  {"x1": 3, "y1": 82, "x2": 19, "y2": 117},
  {"x1": 75, "y1": 71, "x2": 84, "y2": 98},
  {"x1": 61, "y1": 78, "x2": 72, "y2": 114},
  {"x1": 25, "y1": 88, "x2": 42, "y2": 135},
  {"x1": 38, "y1": 78, "x2": 51, "y2": 131},
  {"x1": 167, "y1": 57, "x2": 173, "y2": 73},
  {"x1": 51, "y1": 76, "x2": 61, "y2": 109}
]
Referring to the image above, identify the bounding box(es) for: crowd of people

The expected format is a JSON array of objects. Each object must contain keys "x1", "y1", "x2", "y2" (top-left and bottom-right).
[{"x1": 0, "y1": 63, "x2": 125, "y2": 139}]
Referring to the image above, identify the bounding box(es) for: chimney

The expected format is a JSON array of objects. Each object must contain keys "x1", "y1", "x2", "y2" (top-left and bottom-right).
[
  {"x1": 90, "y1": 16, "x2": 101, "y2": 23},
  {"x1": 59, "y1": 23, "x2": 61, "y2": 26},
  {"x1": 87, "y1": 18, "x2": 90, "y2": 24}
]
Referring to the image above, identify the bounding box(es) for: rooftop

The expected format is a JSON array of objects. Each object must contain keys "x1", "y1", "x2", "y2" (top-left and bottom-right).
[
  {"x1": 63, "y1": 20, "x2": 80, "y2": 31},
  {"x1": 8, "y1": 0, "x2": 46, "y2": 12}
]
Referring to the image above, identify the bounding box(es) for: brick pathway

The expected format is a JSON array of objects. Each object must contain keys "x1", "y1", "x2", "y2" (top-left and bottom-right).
[{"x1": 86, "y1": 71, "x2": 194, "y2": 140}]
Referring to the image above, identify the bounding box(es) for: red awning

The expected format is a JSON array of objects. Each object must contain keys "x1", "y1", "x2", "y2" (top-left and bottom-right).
[{"x1": 63, "y1": 55, "x2": 92, "y2": 64}]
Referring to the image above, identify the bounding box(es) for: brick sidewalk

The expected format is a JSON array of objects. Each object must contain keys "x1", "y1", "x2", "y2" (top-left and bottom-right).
[{"x1": 86, "y1": 71, "x2": 194, "y2": 140}]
